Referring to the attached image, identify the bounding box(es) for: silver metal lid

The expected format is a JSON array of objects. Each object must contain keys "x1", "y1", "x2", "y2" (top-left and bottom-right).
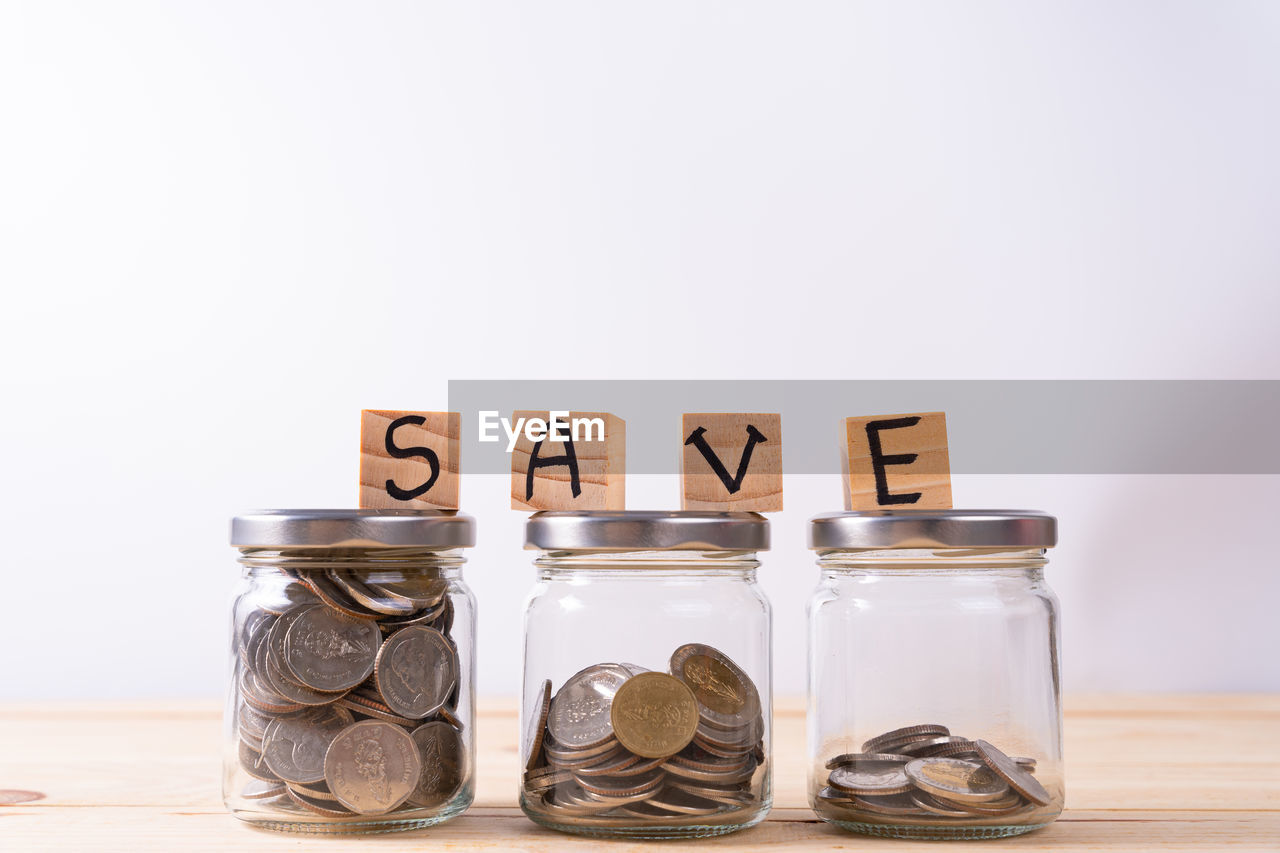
[
  {"x1": 525, "y1": 511, "x2": 770, "y2": 552},
  {"x1": 808, "y1": 510, "x2": 1056, "y2": 550},
  {"x1": 230, "y1": 510, "x2": 476, "y2": 549}
]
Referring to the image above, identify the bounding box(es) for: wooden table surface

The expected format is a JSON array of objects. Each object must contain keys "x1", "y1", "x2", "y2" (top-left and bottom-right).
[{"x1": 1, "y1": 695, "x2": 1277, "y2": 851}]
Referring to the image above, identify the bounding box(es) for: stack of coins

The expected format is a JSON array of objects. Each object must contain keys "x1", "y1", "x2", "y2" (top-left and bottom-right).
[
  {"x1": 522, "y1": 643, "x2": 767, "y2": 827},
  {"x1": 817, "y1": 724, "x2": 1051, "y2": 824},
  {"x1": 233, "y1": 565, "x2": 467, "y2": 819}
]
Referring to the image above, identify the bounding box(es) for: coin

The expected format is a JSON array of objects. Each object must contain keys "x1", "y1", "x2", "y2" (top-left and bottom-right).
[
  {"x1": 817, "y1": 785, "x2": 857, "y2": 802},
  {"x1": 368, "y1": 576, "x2": 448, "y2": 609},
  {"x1": 897, "y1": 736, "x2": 975, "y2": 757},
  {"x1": 241, "y1": 780, "x2": 287, "y2": 800},
  {"x1": 545, "y1": 737, "x2": 622, "y2": 764},
  {"x1": 525, "y1": 678, "x2": 552, "y2": 772},
  {"x1": 298, "y1": 570, "x2": 380, "y2": 620},
  {"x1": 288, "y1": 780, "x2": 340, "y2": 802},
  {"x1": 547, "y1": 664, "x2": 629, "y2": 749},
  {"x1": 231, "y1": 565, "x2": 467, "y2": 822},
  {"x1": 239, "y1": 740, "x2": 280, "y2": 782},
  {"x1": 335, "y1": 694, "x2": 415, "y2": 727},
  {"x1": 374, "y1": 626, "x2": 457, "y2": 719},
  {"x1": 852, "y1": 793, "x2": 930, "y2": 816},
  {"x1": 862, "y1": 723, "x2": 950, "y2": 754},
  {"x1": 407, "y1": 721, "x2": 465, "y2": 809},
  {"x1": 910, "y1": 791, "x2": 974, "y2": 817},
  {"x1": 523, "y1": 645, "x2": 768, "y2": 826},
  {"x1": 575, "y1": 769, "x2": 665, "y2": 798},
  {"x1": 286, "y1": 786, "x2": 353, "y2": 817},
  {"x1": 903, "y1": 757, "x2": 1010, "y2": 805},
  {"x1": 974, "y1": 739, "x2": 1051, "y2": 806},
  {"x1": 324, "y1": 720, "x2": 422, "y2": 815},
  {"x1": 828, "y1": 761, "x2": 913, "y2": 796},
  {"x1": 669, "y1": 644, "x2": 760, "y2": 729},
  {"x1": 824, "y1": 752, "x2": 909, "y2": 770},
  {"x1": 610, "y1": 672, "x2": 700, "y2": 759},
  {"x1": 327, "y1": 570, "x2": 417, "y2": 616},
  {"x1": 525, "y1": 770, "x2": 573, "y2": 794},
  {"x1": 261, "y1": 705, "x2": 353, "y2": 784},
  {"x1": 284, "y1": 605, "x2": 380, "y2": 692}
]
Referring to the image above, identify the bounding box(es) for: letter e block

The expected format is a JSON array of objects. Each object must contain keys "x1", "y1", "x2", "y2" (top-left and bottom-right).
[
  {"x1": 359, "y1": 410, "x2": 461, "y2": 509},
  {"x1": 681, "y1": 413, "x2": 783, "y2": 512},
  {"x1": 843, "y1": 412, "x2": 952, "y2": 510},
  {"x1": 511, "y1": 411, "x2": 626, "y2": 510}
]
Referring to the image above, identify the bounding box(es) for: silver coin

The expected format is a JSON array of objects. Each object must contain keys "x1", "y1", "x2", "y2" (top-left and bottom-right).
[
  {"x1": 824, "y1": 752, "x2": 909, "y2": 770},
  {"x1": 406, "y1": 721, "x2": 465, "y2": 809},
  {"x1": 324, "y1": 720, "x2": 422, "y2": 815},
  {"x1": 547, "y1": 665, "x2": 629, "y2": 749},
  {"x1": 524, "y1": 678, "x2": 552, "y2": 772},
  {"x1": 862, "y1": 723, "x2": 950, "y2": 754},
  {"x1": 374, "y1": 626, "x2": 457, "y2": 719},
  {"x1": 327, "y1": 570, "x2": 417, "y2": 616},
  {"x1": 284, "y1": 604, "x2": 380, "y2": 692},
  {"x1": 975, "y1": 739, "x2": 1051, "y2": 806},
  {"x1": 261, "y1": 705, "x2": 353, "y2": 784},
  {"x1": 828, "y1": 761, "x2": 912, "y2": 796}
]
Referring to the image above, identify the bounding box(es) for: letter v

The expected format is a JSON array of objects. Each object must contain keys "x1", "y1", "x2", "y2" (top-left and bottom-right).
[{"x1": 685, "y1": 425, "x2": 768, "y2": 495}]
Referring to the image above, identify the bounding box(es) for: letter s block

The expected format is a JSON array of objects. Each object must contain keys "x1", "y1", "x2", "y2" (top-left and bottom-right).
[
  {"x1": 359, "y1": 410, "x2": 461, "y2": 509},
  {"x1": 843, "y1": 412, "x2": 952, "y2": 510},
  {"x1": 681, "y1": 413, "x2": 783, "y2": 512},
  {"x1": 511, "y1": 411, "x2": 626, "y2": 511}
]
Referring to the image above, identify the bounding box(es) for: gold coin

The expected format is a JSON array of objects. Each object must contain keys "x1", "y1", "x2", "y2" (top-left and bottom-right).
[
  {"x1": 903, "y1": 757, "x2": 1010, "y2": 805},
  {"x1": 610, "y1": 672, "x2": 700, "y2": 759}
]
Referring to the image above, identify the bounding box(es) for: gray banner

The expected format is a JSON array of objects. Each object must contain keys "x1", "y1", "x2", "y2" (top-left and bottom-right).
[{"x1": 447, "y1": 380, "x2": 1280, "y2": 475}]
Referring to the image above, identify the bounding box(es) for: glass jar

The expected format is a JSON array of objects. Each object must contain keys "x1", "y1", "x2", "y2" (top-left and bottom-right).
[
  {"x1": 519, "y1": 511, "x2": 773, "y2": 840},
  {"x1": 225, "y1": 510, "x2": 476, "y2": 833},
  {"x1": 806, "y1": 510, "x2": 1062, "y2": 840}
]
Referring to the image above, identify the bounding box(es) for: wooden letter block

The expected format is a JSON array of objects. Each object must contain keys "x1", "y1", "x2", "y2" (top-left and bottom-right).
[
  {"x1": 510, "y1": 411, "x2": 626, "y2": 510},
  {"x1": 359, "y1": 410, "x2": 460, "y2": 510},
  {"x1": 843, "y1": 412, "x2": 952, "y2": 510},
  {"x1": 681, "y1": 413, "x2": 783, "y2": 512}
]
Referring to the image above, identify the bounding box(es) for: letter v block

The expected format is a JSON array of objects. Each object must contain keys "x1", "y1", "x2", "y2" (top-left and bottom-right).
[
  {"x1": 681, "y1": 413, "x2": 783, "y2": 512},
  {"x1": 510, "y1": 411, "x2": 626, "y2": 510},
  {"x1": 360, "y1": 410, "x2": 461, "y2": 509},
  {"x1": 843, "y1": 412, "x2": 952, "y2": 510}
]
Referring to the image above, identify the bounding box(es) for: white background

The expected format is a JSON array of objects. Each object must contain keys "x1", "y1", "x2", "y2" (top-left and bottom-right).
[{"x1": 1, "y1": 1, "x2": 1277, "y2": 699}]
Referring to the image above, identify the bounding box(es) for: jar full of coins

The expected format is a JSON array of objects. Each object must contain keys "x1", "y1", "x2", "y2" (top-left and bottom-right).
[
  {"x1": 519, "y1": 511, "x2": 772, "y2": 839},
  {"x1": 225, "y1": 510, "x2": 476, "y2": 832},
  {"x1": 807, "y1": 510, "x2": 1062, "y2": 840}
]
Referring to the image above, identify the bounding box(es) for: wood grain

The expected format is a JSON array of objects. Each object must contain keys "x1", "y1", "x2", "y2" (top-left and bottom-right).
[
  {"x1": 359, "y1": 410, "x2": 461, "y2": 509},
  {"x1": 509, "y1": 411, "x2": 625, "y2": 510},
  {"x1": 681, "y1": 413, "x2": 783, "y2": 512},
  {"x1": 1, "y1": 695, "x2": 1276, "y2": 851},
  {"x1": 843, "y1": 411, "x2": 953, "y2": 510}
]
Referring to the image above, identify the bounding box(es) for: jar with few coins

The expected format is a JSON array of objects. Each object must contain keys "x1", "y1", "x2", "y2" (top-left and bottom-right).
[
  {"x1": 225, "y1": 510, "x2": 476, "y2": 832},
  {"x1": 519, "y1": 511, "x2": 773, "y2": 839},
  {"x1": 806, "y1": 510, "x2": 1063, "y2": 840}
]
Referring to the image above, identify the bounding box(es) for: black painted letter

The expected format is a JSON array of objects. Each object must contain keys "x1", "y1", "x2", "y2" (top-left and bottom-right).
[
  {"x1": 384, "y1": 415, "x2": 441, "y2": 501},
  {"x1": 866, "y1": 416, "x2": 922, "y2": 505},
  {"x1": 526, "y1": 434, "x2": 582, "y2": 502},
  {"x1": 684, "y1": 425, "x2": 768, "y2": 495}
]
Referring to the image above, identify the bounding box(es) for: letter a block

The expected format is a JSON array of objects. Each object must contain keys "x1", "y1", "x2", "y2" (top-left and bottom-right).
[
  {"x1": 843, "y1": 412, "x2": 952, "y2": 510},
  {"x1": 359, "y1": 410, "x2": 461, "y2": 510},
  {"x1": 681, "y1": 413, "x2": 783, "y2": 512},
  {"x1": 510, "y1": 411, "x2": 626, "y2": 510}
]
